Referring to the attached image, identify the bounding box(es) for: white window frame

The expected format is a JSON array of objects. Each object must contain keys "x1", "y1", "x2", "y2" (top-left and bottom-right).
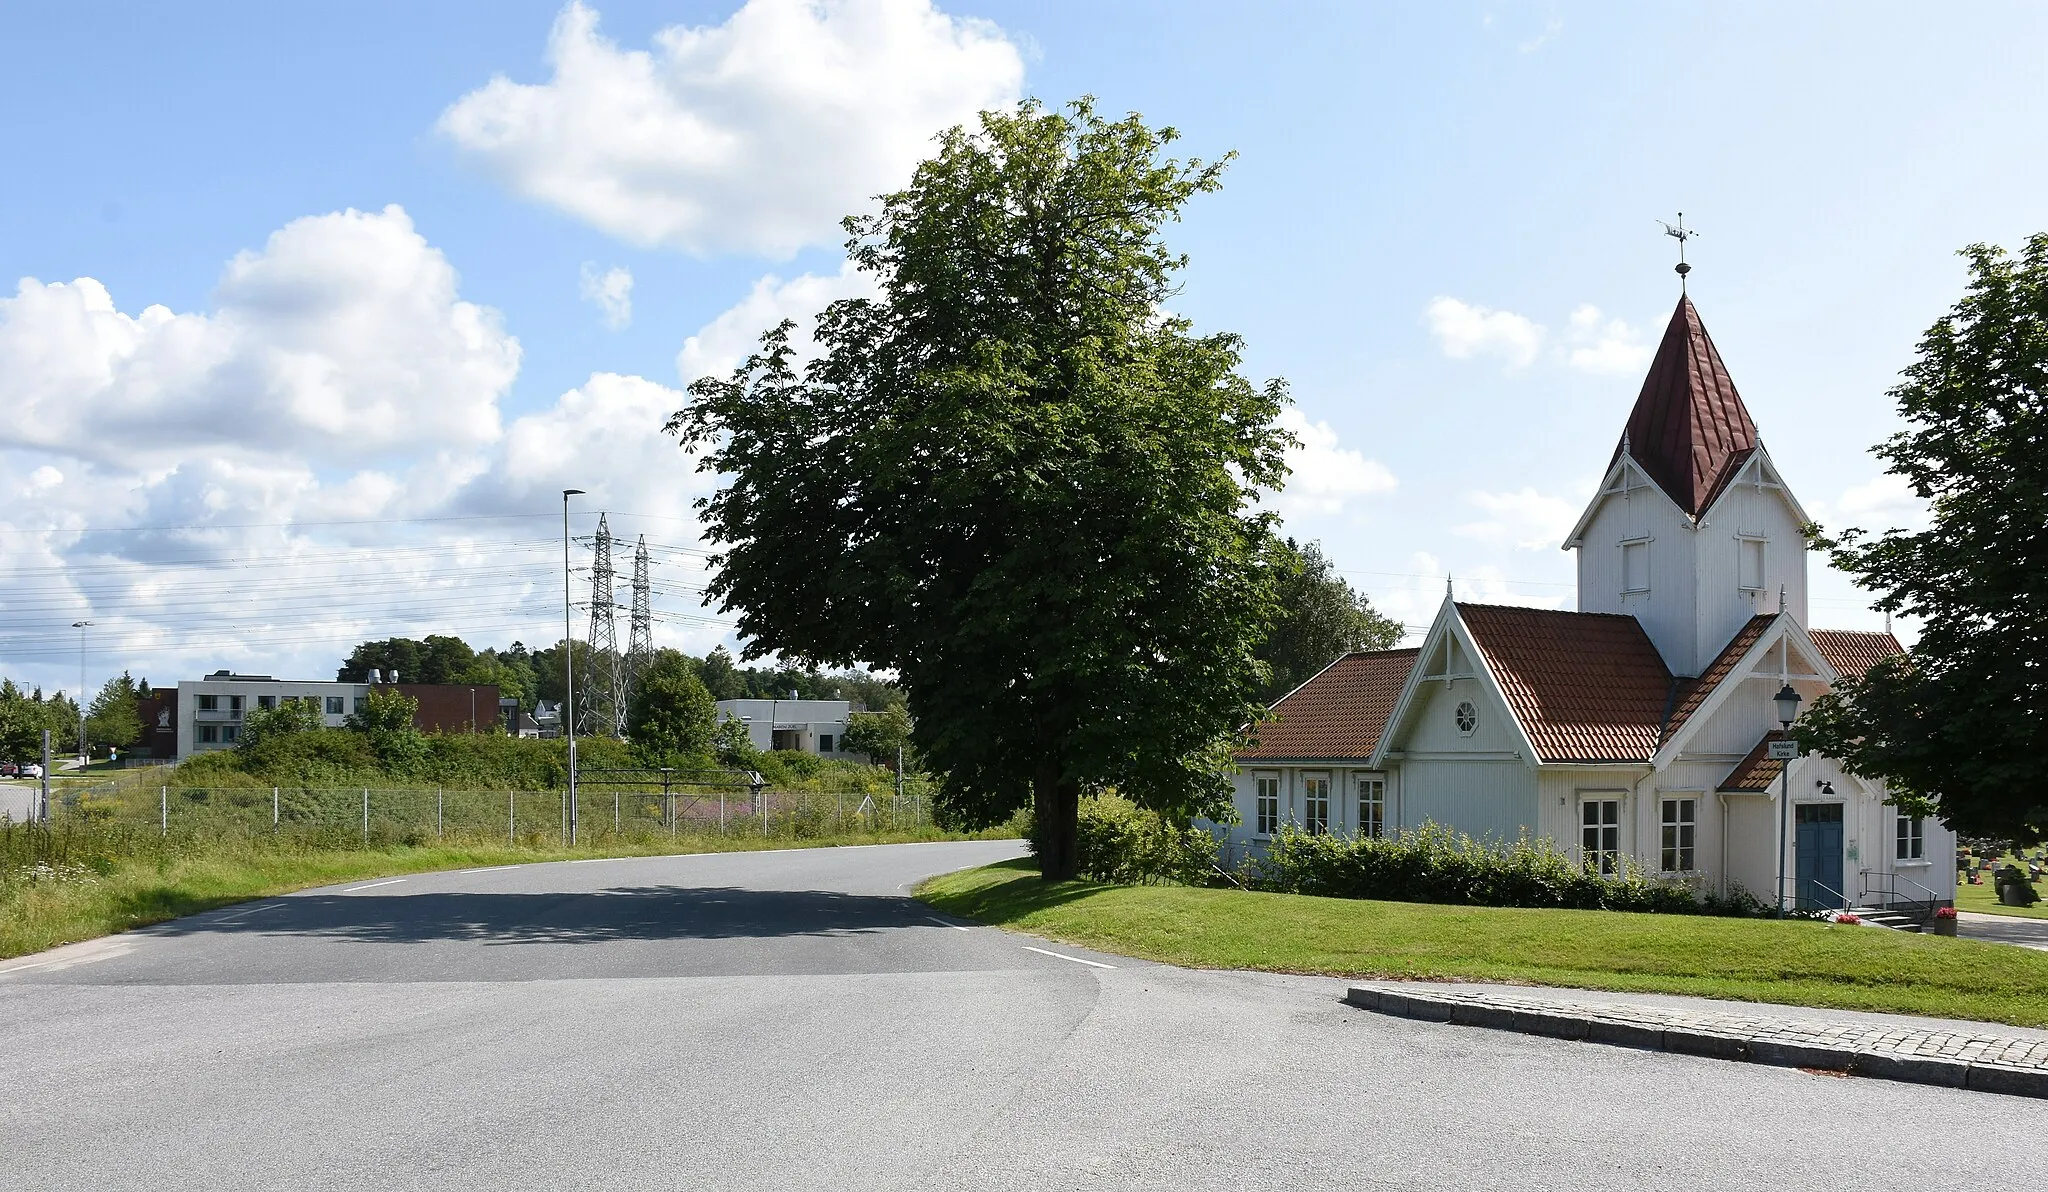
[
  {"x1": 1453, "y1": 700, "x2": 1478, "y2": 737},
  {"x1": 1356, "y1": 775, "x2": 1387, "y2": 839},
  {"x1": 1895, "y1": 812, "x2": 1925, "y2": 862},
  {"x1": 325, "y1": 696, "x2": 345, "y2": 716},
  {"x1": 1737, "y1": 535, "x2": 1768, "y2": 592},
  {"x1": 1254, "y1": 773, "x2": 1281, "y2": 838},
  {"x1": 1301, "y1": 772, "x2": 1331, "y2": 836},
  {"x1": 1579, "y1": 793, "x2": 1624, "y2": 875},
  {"x1": 1621, "y1": 538, "x2": 1651, "y2": 595},
  {"x1": 1659, "y1": 796, "x2": 1698, "y2": 873}
]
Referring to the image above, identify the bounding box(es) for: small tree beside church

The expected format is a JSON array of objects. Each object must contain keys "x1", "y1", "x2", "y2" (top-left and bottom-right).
[{"x1": 1797, "y1": 234, "x2": 2048, "y2": 844}]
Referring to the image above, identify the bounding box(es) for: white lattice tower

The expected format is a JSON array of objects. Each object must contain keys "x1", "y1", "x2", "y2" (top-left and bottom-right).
[
  {"x1": 627, "y1": 534, "x2": 653, "y2": 706},
  {"x1": 583, "y1": 513, "x2": 623, "y2": 737}
]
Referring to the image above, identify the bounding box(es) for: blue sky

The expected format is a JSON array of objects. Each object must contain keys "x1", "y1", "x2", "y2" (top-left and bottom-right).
[{"x1": 3, "y1": 0, "x2": 2044, "y2": 695}]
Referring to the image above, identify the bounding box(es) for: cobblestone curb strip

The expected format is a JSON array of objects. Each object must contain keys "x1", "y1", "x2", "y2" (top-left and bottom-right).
[{"x1": 1344, "y1": 984, "x2": 2048, "y2": 1100}]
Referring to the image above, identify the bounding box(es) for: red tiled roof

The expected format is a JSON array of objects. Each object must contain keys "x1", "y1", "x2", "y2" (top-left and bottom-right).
[
  {"x1": 1661, "y1": 614, "x2": 1776, "y2": 744},
  {"x1": 1720, "y1": 730, "x2": 1791, "y2": 792},
  {"x1": 1456, "y1": 603, "x2": 1672, "y2": 764},
  {"x1": 1236, "y1": 649, "x2": 1419, "y2": 761},
  {"x1": 1811, "y1": 629, "x2": 1905, "y2": 680},
  {"x1": 1615, "y1": 296, "x2": 1759, "y2": 518}
]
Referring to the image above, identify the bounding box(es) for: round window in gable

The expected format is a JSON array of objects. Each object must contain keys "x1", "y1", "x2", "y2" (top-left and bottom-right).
[{"x1": 1454, "y1": 701, "x2": 1478, "y2": 735}]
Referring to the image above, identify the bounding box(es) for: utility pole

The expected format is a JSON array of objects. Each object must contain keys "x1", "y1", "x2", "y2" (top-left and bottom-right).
[
  {"x1": 585, "y1": 514, "x2": 623, "y2": 738},
  {"x1": 626, "y1": 534, "x2": 652, "y2": 714},
  {"x1": 71, "y1": 620, "x2": 91, "y2": 764},
  {"x1": 563, "y1": 489, "x2": 585, "y2": 844}
]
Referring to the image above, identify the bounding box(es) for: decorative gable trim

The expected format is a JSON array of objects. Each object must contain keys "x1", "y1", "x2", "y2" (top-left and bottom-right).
[
  {"x1": 1694, "y1": 444, "x2": 1811, "y2": 530},
  {"x1": 1561, "y1": 454, "x2": 1679, "y2": 549},
  {"x1": 1368, "y1": 599, "x2": 1542, "y2": 771},
  {"x1": 1653, "y1": 614, "x2": 1837, "y2": 766}
]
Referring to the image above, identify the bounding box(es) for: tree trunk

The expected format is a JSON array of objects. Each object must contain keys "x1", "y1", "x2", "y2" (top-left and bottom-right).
[{"x1": 1034, "y1": 765, "x2": 1081, "y2": 882}]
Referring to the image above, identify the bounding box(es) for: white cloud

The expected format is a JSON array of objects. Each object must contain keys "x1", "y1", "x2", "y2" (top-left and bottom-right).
[
  {"x1": 1452, "y1": 486, "x2": 1582, "y2": 551},
  {"x1": 0, "y1": 208, "x2": 753, "y2": 693},
  {"x1": 1828, "y1": 472, "x2": 1930, "y2": 533},
  {"x1": 580, "y1": 263, "x2": 634, "y2": 329},
  {"x1": 1562, "y1": 304, "x2": 1652, "y2": 375},
  {"x1": 676, "y1": 260, "x2": 879, "y2": 383},
  {"x1": 438, "y1": 0, "x2": 1025, "y2": 256},
  {"x1": 0, "y1": 205, "x2": 516, "y2": 468},
  {"x1": 1272, "y1": 407, "x2": 1398, "y2": 519},
  {"x1": 1424, "y1": 296, "x2": 1543, "y2": 368}
]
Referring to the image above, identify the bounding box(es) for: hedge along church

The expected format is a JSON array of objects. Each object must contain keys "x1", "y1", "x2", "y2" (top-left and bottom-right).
[{"x1": 1222, "y1": 289, "x2": 1955, "y2": 913}]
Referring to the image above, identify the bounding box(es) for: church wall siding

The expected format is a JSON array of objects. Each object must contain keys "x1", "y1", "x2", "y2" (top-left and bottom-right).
[
  {"x1": 1692, "y1": 475, "x2": 1808, "y2": 671},
  {"x1": 1399, "y1": 672, "x2": 1521, "y2": 756},
  {"x1": 1576, "y1": 482, "x2": 1702, "y2": 674},
  {"x1": 1400, "y1": 758, "x2": 1537, "y2": 843}
]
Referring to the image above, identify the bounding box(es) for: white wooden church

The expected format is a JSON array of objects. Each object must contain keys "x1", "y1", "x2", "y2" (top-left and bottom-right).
[{"x1": 1223, "y1": 295, "x2": 1955, "y2": 914}]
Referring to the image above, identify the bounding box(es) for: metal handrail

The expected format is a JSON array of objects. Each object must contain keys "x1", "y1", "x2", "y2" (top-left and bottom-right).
[
  {"x1": 1861, "y1": 870, "x2": 1947, "y2": 908},
  {"x1": 1798, "y1": 879, "x2": 1850, "y2": 912}
]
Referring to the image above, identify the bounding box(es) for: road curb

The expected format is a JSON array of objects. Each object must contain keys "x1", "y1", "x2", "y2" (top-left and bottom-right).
[{"x1": 1343, "y1": 985, "x2": 2048, "y2": 1100}]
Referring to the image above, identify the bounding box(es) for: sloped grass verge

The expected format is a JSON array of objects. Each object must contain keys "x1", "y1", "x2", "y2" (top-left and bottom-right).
[{"x1": 918, "y1": 860, "x2": 2048, "y2": 1029}]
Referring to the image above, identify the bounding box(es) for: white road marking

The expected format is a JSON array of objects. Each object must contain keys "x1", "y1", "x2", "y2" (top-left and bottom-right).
[
  {"x1": 343, "y1": 878, "x2": 407, "y2": 893},
  {"x1": 462, "y1": 865, "x2": 523, "y2": 874},
  {"x1": 926, "y1": 916, "x2": 973, "y2": 931},
  {"x1": 1022, "y1": 945, "x2": 1115, "y2": 970},
  {"x1": 213, "y1": 903, "x2": 281, "y2": 922},
  {"x1": 0, "y1": 936, "x2": 138, "y2": 977}
]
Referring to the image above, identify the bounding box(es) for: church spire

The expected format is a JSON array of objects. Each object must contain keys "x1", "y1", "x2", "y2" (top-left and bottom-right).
[{"x1": 1612, "y1": 295, "x2": 1759, "y2": 518}]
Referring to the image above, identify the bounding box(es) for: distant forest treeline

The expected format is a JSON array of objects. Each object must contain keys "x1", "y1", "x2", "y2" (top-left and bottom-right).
[{"x1": 334, "y1": 636, "x2": 906, "y2": 713}]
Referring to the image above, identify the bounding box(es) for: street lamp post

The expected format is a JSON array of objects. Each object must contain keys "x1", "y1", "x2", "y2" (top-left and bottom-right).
[
  {"x1": 71, "y1": 620, "x2": 92, "y2": 764},
  {"x1": 563, "y1": 489, "x2": 585, "y2": 844},
  {"x1": 1773, "y1": 682, "x2": 1803, "y2": 917}
]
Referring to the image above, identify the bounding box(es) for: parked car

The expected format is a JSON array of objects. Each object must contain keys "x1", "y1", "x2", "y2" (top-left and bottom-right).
[
  {"x1": 0, "y1": 761, "x2": 17, "y2": 777},
  {"x1": 20, "y1": 763, "x2": 42, "y2": 779}
]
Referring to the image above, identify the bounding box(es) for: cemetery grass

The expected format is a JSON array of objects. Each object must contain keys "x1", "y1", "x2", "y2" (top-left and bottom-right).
[
  {"x1": 918, "y1": 859, "x2": 2048, "y2": 1029},
  {"x1": 0, "y1": 827, "x2": 993, "y2": 962},
  {"x1": 1955, "y1": 880, "x2": 2048, "y2": 920}
]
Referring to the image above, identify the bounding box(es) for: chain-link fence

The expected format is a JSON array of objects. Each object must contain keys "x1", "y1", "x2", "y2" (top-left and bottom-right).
[{"x1": 12, "y1": 777, "x2": 935, "y2": 849}]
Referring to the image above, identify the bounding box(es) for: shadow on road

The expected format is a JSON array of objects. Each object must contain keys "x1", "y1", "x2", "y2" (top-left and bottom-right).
[{"x1": 148, "y1": 886, "x2": 944, "y2": 947}]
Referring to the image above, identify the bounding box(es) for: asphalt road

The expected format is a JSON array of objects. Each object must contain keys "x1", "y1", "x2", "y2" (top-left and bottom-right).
[{"x1": 2, "y1": 840, "x2": 2042, "y2": 1192}]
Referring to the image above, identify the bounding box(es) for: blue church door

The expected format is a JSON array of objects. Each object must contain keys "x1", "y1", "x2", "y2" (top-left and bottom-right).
[{"x1": 1795, "y1": 803, "x2": 1845, "y2": 910}]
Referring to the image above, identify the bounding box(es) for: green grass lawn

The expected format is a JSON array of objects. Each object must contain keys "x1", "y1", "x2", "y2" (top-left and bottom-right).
[
  {"x1": 1956, "y1": 879, "x2": 2048, "y2": 920},
  {"x1": 1, "y1": 827, "x2": 990, "y2": 961},
  {"x1": 919, "y1": 860, "x2": 2048, "y2": 1029}
]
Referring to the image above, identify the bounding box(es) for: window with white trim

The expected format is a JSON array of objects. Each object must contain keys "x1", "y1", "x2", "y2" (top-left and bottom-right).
[
  {"x1": 1302, "y1": 773, "x2": 1331, "y2": 836},
  {"x1": 1896, "y1": 813, "x2": 1925, "y2": 861},
  {"x1": 1357, "y1": 776, "x2": 1386, "y2": 839},
  {"x1": 325, "y1": 696, "x2": 345, "y2": 715},
  {"x1": 1738, "y1": 537, "x2": 1767, "y2": 592},
  {"x1": 1660, "y1": 798, "x2": 1697, "y2": 872},
  {"x1": 1581, "y1": 797, "x2": 1622, "y2": 875},
  {"x1": 1255, "y1": 775, "x2": 1280, "y2": 837},
  {"x1": 1453, "y1": 701, "x2": 1478, "y2": 735},
  {"x1": 1621, "y1": 540, "x2": 1650, "y2": 594}
]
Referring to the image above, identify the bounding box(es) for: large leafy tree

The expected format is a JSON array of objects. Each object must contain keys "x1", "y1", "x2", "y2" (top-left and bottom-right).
[
  {"x1": 85, "y1": 671, "x2": 144, "y2": 752},
  {"x1": 1796, "y1": 235, "x2": 2048, "y2": 844},
  {"x1": 625, "y1": 649, "x2": 717, "y2": 760},
  {"x1": 671, "y1": 100, "x2": 1291, "y2": 879},
  {"x1": 0, "y1": 679, "x2": 45, "y2": 764},
  {"x1": 1257, "y1": 539, "x2": 1403, "y2": 702}
]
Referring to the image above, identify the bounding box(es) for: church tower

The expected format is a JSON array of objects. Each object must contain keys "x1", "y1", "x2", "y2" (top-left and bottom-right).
[{"x1": 1561, "y1": 296, "x2": 1810, "y2": 675}]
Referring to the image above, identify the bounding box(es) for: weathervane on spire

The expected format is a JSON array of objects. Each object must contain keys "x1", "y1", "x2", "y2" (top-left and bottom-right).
[{"x1": 1659, "y1": 213, "x2": 1699, "y2": 292}]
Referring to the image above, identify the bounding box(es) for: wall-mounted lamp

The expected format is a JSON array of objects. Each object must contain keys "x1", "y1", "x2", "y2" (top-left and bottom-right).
[{"x1": 1815, "y1": 780, "x2": 1835, "y2": 795}]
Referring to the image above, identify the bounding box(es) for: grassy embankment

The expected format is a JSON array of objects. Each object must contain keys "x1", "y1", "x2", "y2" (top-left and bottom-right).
[
  {"x1": 2, "y1": 826, "x2": 994, "y2": 962},
  {"x1": 919, "y1": 859, "x2": 2048, "y2": 1028}
]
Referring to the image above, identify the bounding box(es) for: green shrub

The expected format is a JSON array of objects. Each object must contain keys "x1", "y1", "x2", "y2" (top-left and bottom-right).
[
  {"x1": 1246, "y1": 823, "x2": 1748, "y2": 916},
  {"x1": 1027, "y1": 793, "x2": 1221, "y2": 886}
]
